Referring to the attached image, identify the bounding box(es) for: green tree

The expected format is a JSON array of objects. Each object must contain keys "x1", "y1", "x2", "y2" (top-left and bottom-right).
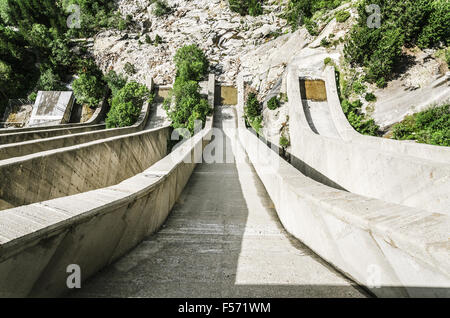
[
  {"x1": 174, "y1": 44, "x2": 208, "y2": 81},
  {"x1": 72, "y1": 73, "x2": 104, "y2": 107},
  {"x1": 106, "y1": 81, "x2": 150, "y2": 128}
]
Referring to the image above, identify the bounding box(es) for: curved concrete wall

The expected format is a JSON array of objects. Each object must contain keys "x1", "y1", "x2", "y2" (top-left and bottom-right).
[
  {"x1": 0, "y1": 97, "x2": 152, "y2": 160},
  {"x1": 324, "y1": 66, "x2": 450, "y2": 164},
  {"x1": 0, "y1": 125, "x2": 170, "y2": 210},
  {"x1": 287, "y1": 65, "x2": 450, "y2": 214},
  {"x1": 0, "y1": 126, "x2": 211, "y2": 297},
  {"x1": 237, "y1": 74, "x2": 450, "y2": 297}
]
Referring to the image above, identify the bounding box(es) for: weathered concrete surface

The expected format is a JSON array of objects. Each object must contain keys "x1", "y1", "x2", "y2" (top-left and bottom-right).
[
  {"x1": 0, "y1": 92, "x2": 108, "y2": 135},
  {"x1": 145, "y1": 86, "x2": 172, "y2": 129},
  {"x1": 0, "y1": 98, "x2": 151, "y2": 160},
  {"x1": 0, "y1": 126, "x2": 170, "y2": 210},
  {"x1": 70, "y1": 104, "x2": 365, "y2": 298},
  {"x1": 287, "y1": 62, "x2": 450, "y2": 214},
  {"x1": 0, "y1": 123, "x2": 209, "y2": 297},
  {"x1": 324, "y1": 66, "x2": 450, "y2": 164},
  {"x1": 0, "y1": 124, "x2": 105, "y2": 145},
  {"x1": 236, "y1": 74, "x2": 450, "y2": 298},
  {"x1": 28, "y1": 92, "x2": 75, "y2": 127}
]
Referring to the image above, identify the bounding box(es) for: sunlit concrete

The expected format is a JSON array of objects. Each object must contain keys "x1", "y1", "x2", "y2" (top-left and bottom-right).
[{"x1": 72, "y1": 105, "x2": 366, "y2": 298}]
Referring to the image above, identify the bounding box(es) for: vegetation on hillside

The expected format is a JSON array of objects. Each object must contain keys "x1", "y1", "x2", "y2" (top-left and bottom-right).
[
  {"x1": 245, "y1": 92, "x2": 263, "y2": 134},
  {"x1": 0, "y1": 0, "x2": 122, "y2": 119},
  {"x1": 393, "y1": 104, "x2": 450, "y2": 147},
  {"x1": 229, "y1": 0, "x2": 263, "y2": 17},
  {"x1": 341, "y1": 99, "x2": 380, "y2": 136},
  {"x1": 286, "y1": 0, "x2": 346, "y2": 35},
  {"x1": 345, "y1": 0, "x2": 449, "y2": 84},
  {"x1": 163, "y1": 45, "x2": 210, "y2": 134},
  {"x1": 105, "y1": 81, "x2": 151, "y2": 128},
  {"x1": 267, "y1": 96, "x2": 280, "y2": 110}
]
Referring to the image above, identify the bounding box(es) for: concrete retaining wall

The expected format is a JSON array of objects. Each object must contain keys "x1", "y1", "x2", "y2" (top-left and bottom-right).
[
  {"x1": 324, "y1": 66, "x2": 450, "y2": 164},
  {"x1": 287, "y1": 65, "x2": 450, "y2": 215},
  {"x1": 0, "y1": 127, "x2": 210, "y2": 297},
  {"x1": 0, "y1": 125, "x2": 170, "y2": 211},
  {"x1": 0, "y1": 124, "x2": 105, "y2": 145},
  {"x1": 0, "y1": 91, "x2": 109, "y2": 135},
  {"x1": 0, "y1": 75, "x2": 215, "y2": 297},
  {"x1": 237, "y1": 74, "x2": 450, "y2": 298},
  {"x1": 0, "y1": 97, "x2": 152, "y2": 160}
]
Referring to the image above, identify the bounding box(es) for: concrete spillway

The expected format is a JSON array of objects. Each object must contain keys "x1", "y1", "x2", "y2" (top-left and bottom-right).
[
  {"x1": 287, "y1": 63, "x2": 450, "y2": 215},
  {"x1": 0, "y1": 74, "x2": 448, "y2": 298},
  {"x1": 72, "y1": 105, "x2": 366, "y2": 298},
  {"x1": 0, "y1": 103, "x2": 170, "y2": 210}
]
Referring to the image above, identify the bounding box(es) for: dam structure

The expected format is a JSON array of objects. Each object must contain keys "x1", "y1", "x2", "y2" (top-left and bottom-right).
[{"x1": 0, "y1": 73, "x2": 448, "y2": 298}]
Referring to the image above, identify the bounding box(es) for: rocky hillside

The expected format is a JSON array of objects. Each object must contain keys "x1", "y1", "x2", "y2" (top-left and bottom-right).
[{"x1": 93, "y1": 0, "x2": 289, "y2": 85}]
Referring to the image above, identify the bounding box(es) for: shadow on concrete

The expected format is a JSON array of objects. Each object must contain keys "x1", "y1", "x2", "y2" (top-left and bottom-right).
[
  {"x1": 68, "y1": 106, "x2": 364, "y2": 298},
  {"x1": 300, "y1": 97, "x2": 320, "y2": 135},
  {"x1": 249, "y1": 128, "x2": 347, "y2": 191}
]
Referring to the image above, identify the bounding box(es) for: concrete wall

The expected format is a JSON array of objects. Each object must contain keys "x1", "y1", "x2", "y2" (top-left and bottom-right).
[
  {"x1": 287, "y1": 65, "x2": 450, "y2": 215},
  {"x1": 0, "y1": 97, "x2": 152, "y2": 160},
  {"x1": 324, "y1": 66, "x2": 450, "y2": 164},
  {"x1": 0, "y1": 124, "x2": 105, "y2": 145},
  {"x1": 0, "y1": 125, "x2": 170, "y2": 210},
  {"x1": 0, "y1": 91, "x2": 109, "y2": 136},
  {"x1": 237, "y1": 74, "x2": 450, "y2": 298},
  {"x1": 28, "y1": 92, "x2": 75, "y2": 127},
  {"x1": 0, "y1": 127, "x2": 210, "y2": 297},
  {"x1": 0, "y1": 76, "x2": 215, "y2": 297}
]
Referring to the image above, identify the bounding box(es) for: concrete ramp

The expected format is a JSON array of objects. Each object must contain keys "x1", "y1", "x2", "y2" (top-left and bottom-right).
[
  {"x1": 70, "y1": 105, "x2": 365, "y2": 298},
  {"x1": 28, "y1": 92, "x2": 75, "y2": 127},
  {"x1": 287, "y1": 62, "x2": 450, "y2": 214},
  {"x1": 235, "y1": 74, "x2": 450, "y2": 297}
]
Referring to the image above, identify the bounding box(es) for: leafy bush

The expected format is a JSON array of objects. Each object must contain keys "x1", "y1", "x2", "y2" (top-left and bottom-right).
[
  {"x1": 280, "y1": 135, "x2": 290, "y2": 148},
  {"x1": 72, "y1": 73, "x2": 105, "y2": 107},
  {"x1": 229, "y1": 0, "x2": 263, "y2": 16},
  {"x1": 324, "y1": 57, "x2": 332, "y2": 65},
  {"x1": 104, "y1": 70, "x2": 127, "y2": 96},
  {"x1": 341, "y1": 99, "x2": 381, "y2": 136},
  {"x1": 320, "y1": 37, "x2": 331, "y2": 47},
  {"x1": 286, "y1": 0, "x2": 344, "y2": 31},
  {"x1": 352, "y1": 80, "x2": 366, "y2": 95},
  {"x1": 106, "y1": 82, "x2": 150, "y2": 128},
  {"x1": 124, "y1": 62, "x2": 137, "y2": 75},
  {"x1": 28, "y1": 92, "x2": 37, "y2": 102},
  {"x1": 267, "y1": 96, "x2": 280, "y2": 110},
  {"x1": 335, "y1": 10, "x2": 350, "y2": 23},
  {"x1": 376, "y1": 78, "x2": 387, "y2": 88},
  {"x1": 154, "y1": 34, "x2": 162, "y2": 46},
  {"x1": 35, "y1": 68, "x2": 66, "y2": 91},
  {"x1": 165, "y1": 78, "x2": 210, "y2": 133},
  {"x1": 174, "y1": 44, "x2": 209, "y2": 81},
  {"x1": 365, "y1": 92, "x2": 377, "y2": 102},
  {"x1": 152, "y1": 0, "x2": 171, "y2": 17},
  {"x1": 164, "y1": 45, "x2": 210, "y2": 134},
  {"x1": 393, "y1": 104, "x2": 450, "y2": 146},
  {"x1": 245, "y1": 93, "x2": 261, "y2": 119}
]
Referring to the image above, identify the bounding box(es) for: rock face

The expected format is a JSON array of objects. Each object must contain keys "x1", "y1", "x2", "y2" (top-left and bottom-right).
[
  {"x1": 92, "y1": 0, "x2": 449, "y2": 138},
  {"x1": 93, "y1": 0, "x2": 289, "y2": 85}
]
